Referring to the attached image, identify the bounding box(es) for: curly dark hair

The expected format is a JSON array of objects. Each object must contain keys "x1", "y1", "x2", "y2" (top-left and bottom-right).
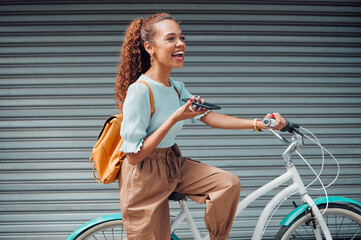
[{"x1": 114, "y1": 13, "x2": 175, "y2": 110}]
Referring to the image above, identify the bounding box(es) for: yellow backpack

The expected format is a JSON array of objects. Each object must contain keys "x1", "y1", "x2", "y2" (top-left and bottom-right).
[{"x1": 89, "y1": 80, "x2": 155, "y2": 184}]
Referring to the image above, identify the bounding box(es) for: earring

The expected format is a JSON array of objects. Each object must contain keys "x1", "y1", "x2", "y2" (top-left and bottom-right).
[{"x1": 150, "y1": 55, "x2": 154, "y2": 66}]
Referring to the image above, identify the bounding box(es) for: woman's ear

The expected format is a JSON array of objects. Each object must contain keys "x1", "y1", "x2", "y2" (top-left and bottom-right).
[{"x1": 144, "y1": 41, "x2": 153, "y2": 56}]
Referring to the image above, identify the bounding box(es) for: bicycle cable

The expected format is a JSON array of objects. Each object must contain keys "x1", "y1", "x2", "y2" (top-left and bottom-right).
[
  {"x1": 299, "y1": 126, "x2": 340, "y2": 191},
  {"x1": 294, "y1": 126, "x2": 340, "y2": 217},
  {"x1": 296, "y1": 150, "x2": 330, "y2": 215}
]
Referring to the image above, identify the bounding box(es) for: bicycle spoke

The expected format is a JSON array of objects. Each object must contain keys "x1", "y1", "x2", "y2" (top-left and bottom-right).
[
  {"x1": 335, "y1": 214, "x2": 339, "y2": 238},
  {"x1": 337, "y1": 216, "x2": 345, "y2": 238},
  {"x1": 302, "y1": 222, "x2": 313, "y2": 237},
  {"x1": 350, "y1": 226, "x2": 360, "y2": 240},
  {"x1": 121, "y1": 226, "x2": 125, "y2": 240},
  {"x1": 345, "y1": 219, "x2": 353, "y2": 238},
  {"x1": 101, "y1": 230, "x2": 107, "y2": 240},
  {"x1": 293, "y1": 231, "x2": 306, "y2": 239}
]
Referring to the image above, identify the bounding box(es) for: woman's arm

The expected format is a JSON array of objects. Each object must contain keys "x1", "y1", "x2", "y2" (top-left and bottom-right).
[
  {"x1": 126, "y1": 97, "x2": 207, "y2": 165},
  {"x1": 200, "y1": 111, "x2": 286, "y2": 130},
  {"x1": 125, "y1": 115, "x2": 177, "y2": 165}
]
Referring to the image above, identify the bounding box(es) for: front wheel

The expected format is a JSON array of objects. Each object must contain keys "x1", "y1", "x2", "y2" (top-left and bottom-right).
[{"x1": 276, "y1": 203, "x2": 361, "y2": 240}]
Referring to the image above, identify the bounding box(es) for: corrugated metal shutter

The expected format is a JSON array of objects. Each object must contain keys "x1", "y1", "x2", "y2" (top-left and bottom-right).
[{"x1": 1, "y1": 1, "x2": 360, "y2": 239}]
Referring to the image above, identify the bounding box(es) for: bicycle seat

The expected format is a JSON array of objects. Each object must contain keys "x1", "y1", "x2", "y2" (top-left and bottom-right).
[{"x1": 168, "y1": 192, "x2": 186, "y2": 201}]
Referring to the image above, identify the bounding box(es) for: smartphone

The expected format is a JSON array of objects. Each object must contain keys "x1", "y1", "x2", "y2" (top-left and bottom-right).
[{"x1": 182, "y1": 98, "x2": 221, "y2": 110}]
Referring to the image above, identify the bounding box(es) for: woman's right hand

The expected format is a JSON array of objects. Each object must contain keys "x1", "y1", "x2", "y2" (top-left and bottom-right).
[{"x1": 171, "y1": 96, "x2": 208, "y2": 122}]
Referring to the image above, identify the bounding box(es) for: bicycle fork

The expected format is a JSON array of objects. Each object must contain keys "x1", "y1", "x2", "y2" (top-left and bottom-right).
[
  {"x1": 302, "y1": 194, "x2": 332, "y2": 240},
  {"x1": 288, "y1": 159, "x2": 333, "y2": 240},
  {"x1": 286, "y1": 153, "x2": 333, "y2": 239}
]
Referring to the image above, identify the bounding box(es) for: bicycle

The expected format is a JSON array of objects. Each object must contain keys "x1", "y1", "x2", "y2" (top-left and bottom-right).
[{"x1": 66, "y1": 120, "x2": 361, "y2": 240}]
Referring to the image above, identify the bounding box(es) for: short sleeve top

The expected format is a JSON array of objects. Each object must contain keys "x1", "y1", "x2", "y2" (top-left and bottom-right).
[{"x1": 120, "y1": 74, "x2": 208, "y2": 153}]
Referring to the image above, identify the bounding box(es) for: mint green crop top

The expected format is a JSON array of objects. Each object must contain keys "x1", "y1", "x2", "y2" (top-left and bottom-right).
[{"x1": 120, "y1": 74, "x2": 209, "y2": 153}]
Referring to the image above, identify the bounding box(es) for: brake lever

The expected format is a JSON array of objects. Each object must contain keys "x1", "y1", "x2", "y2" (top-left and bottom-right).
[{"x1": 270, "y1": 129, "x2": 290, "y2": 145}]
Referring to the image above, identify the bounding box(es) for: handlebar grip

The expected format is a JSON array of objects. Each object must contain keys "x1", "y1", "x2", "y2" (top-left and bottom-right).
[
  {"x1": 263, "y1": 118, "x2": 300, "y2": 133},
  {"x1": 263, "y1": 118, "x2": 277, "y2": 128},
  {"x1": 281, "y1": 120, "x2": 300, "y2": 133}
]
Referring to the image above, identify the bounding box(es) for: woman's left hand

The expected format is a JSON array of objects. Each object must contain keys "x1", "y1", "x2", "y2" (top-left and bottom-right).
[{"x1": 263, "y1": 112, "x2": 287, "y2": 130}]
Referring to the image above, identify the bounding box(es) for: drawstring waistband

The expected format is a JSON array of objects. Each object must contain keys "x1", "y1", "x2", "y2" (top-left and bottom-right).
[
  {"x1": 165, "y1": 149, "x2": 181, "y2": 181},
  {"x1": 148, "y1": 144, "x2": 182, "y2": 182}
]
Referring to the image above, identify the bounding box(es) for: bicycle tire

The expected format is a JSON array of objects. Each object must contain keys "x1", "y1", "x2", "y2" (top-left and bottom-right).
[
  {"x1": 276, "y1": 203, "x2": 361, "y2": 240},
  {"x1": 73, "y1": 219, "x2": 179, "y2": 240}
]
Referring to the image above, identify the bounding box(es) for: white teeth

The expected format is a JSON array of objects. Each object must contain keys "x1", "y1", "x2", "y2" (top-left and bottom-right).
[{"x1": 173, "y1": 51, "x2": 184, "y2": 55}]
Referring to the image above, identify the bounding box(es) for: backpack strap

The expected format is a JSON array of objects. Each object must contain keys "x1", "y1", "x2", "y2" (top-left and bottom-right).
[
  {"x1": 96, "y1": 115, "x2": 117, "y2": 140},
  {"x1": 173, "y1": 86, "x2": 180, "y2": 97},
  {"x1": 136, "y1": 80, "x2": 155, "y2": 115}
]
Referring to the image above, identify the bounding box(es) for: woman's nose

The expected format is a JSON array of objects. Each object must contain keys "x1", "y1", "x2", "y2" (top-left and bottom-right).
[{"x1": 176, "y1": 38, "x2": 185, "y2": 47}]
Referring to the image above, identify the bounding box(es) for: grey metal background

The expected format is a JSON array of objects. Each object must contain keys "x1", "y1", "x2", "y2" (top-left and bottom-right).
[{"x1": 0, "y1": 0, "x2": 360, "y2": 239}]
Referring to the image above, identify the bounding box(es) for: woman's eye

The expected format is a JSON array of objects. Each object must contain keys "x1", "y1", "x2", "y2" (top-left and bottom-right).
[{"x1": 166, "y1": 36, "x2": 185, "y2": 42}]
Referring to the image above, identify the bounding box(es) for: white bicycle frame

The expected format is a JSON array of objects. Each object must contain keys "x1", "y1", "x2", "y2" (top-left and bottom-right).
[{"x1": 170, "y1": 130, "x2": 333, "y2": 240}]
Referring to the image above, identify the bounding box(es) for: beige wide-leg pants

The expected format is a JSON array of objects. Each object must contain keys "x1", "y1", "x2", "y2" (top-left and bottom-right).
[{"x1": 118, "y1": 144, "x2": 241, "y2": 240}]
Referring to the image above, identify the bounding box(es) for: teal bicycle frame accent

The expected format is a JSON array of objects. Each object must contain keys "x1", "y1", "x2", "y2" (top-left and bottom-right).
[
  {"x1": 171, "y1": 232, "x2": 181, "y2": 240},
  {"x1": 281, "y1": 196, "x2": 361, "y2": 226}
]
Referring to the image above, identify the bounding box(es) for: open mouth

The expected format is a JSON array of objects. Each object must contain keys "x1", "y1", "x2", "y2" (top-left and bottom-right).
[{"x1": 172, "y1": 51, "x2": 184, "y2": 61}]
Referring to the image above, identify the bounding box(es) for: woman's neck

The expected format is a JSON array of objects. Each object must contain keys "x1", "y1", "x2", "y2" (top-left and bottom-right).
[{"x1": 144, "y1": 66, "x2": 172, "y2": 87}]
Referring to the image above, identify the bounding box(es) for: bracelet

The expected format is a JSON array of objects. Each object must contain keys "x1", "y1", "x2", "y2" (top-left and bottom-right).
[{"x1": 253, "y1": 118, "x2": 262, "y2": 132}]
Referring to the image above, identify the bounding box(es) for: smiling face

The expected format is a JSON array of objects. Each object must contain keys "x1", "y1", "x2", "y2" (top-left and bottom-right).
[{"x1": 145, "y1": 19, "x2": 186, "y2": 71}]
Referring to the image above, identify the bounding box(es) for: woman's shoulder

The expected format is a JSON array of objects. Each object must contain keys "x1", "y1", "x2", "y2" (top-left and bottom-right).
[{"x1": 128, "y1": 78, "x2": 151, "y2": 94}]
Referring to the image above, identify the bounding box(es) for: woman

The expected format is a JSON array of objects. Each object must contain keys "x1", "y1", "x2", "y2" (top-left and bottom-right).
[{"x1": 114, "y1": 13, "x2": 286, "y2": 240}]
